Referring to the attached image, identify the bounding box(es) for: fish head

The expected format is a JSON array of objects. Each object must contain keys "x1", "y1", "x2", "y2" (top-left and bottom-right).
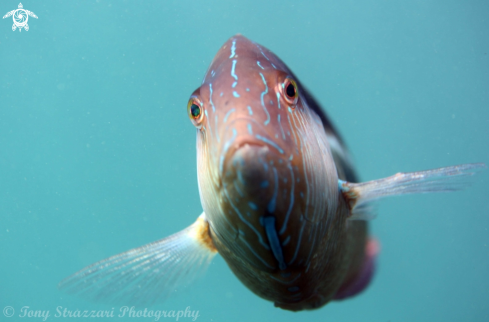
[{"x1": 187, "y1": 35, "x2": 339, "y2": 271}]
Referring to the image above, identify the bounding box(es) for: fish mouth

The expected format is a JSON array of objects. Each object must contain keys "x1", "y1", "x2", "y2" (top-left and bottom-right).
[
  {"x1": 220, "y1": 139, "x2": 267, "y2": 182},
  {"x1": 221, "y1": 138, "x2": 286, "y2": 200},
  {"x1": 226, "y1": 139, "x2": 265, "y2": 165},
  {"x1": 221, "y1": 133, "x2": 287, "y2": 180},
  {"x1": 218, "y1": 117, "x2": 283, "y2": 180}
]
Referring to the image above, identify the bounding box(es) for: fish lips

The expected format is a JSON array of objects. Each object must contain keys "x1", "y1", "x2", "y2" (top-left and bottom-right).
[{"x1": 221, "y1": 137, "x2": 289, "y2": 213}]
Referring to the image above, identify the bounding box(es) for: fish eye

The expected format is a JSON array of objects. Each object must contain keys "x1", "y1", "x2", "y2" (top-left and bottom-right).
[
  {"x1": 283, "y1": 77, "x2": 298, "y2": 105},
  {"x1": 187, "y1": 96, "x2": 204, "y2": 128}
]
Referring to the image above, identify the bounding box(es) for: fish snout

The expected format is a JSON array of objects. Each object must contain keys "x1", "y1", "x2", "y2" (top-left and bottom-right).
[{"x1": 222, "y1": 140, "x2": 287, "y2": 214}]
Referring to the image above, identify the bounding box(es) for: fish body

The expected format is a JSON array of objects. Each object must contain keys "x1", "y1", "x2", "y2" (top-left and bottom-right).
[
  {"x1": 59, "y1": 35, "x2": 485, "y2": 312},
  {"x1": 193, "y1": 35, "x2": 369, "y2": 310}
]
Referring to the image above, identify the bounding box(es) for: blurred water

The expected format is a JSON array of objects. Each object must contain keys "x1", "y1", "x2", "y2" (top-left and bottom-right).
[{"x1": 1, "y1": 1, "x2": 488, "y2": 321}]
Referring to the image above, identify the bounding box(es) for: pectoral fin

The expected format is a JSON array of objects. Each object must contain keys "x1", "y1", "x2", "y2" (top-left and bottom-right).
[
  {"x1": 58, "y1": 213, "x2": 217, "y2": 305},
  {"x1": 339, "y1": 163, "x2": 486, "y2": 220}
]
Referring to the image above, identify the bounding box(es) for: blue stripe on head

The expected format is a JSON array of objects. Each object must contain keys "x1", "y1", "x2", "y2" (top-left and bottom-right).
[
  {"x1": 229, "y1": 40, "x2": 236, "y2": 58},
  {"x1": 259, "y1": 72, "x2": 270, "y2": 125}
]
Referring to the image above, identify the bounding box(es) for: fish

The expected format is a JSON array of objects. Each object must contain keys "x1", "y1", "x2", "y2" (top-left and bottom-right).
[{"x1": 59, "y1": 35, "x2": 485, "y2": 311}]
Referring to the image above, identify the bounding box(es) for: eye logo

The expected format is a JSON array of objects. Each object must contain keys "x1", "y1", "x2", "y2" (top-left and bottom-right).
[{"x1": 3, "y1": 3, "x2": 38, "y2": 32}]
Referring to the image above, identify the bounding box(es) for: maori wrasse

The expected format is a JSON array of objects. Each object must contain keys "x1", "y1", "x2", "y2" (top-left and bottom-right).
[{"x1": 59, "y1": 35, "x2": 485, "y2": 311}]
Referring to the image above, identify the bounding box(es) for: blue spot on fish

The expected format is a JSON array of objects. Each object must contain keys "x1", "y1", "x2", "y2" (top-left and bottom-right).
[
  {"x1": 231, "y1": 59, "x2": 238, "y2": 82},
  {"x1": 247, "y1": 106, "x2": 253, "y2": 115},
  {"x1": 229, "y1": 40, "x2": 236, "y2": 58},
  {"x1": 263, "y1": 216, "x2": 287, "y2": 270},
  {"x1": 248, "y1": 202, "x2": 258, "y2": 210},
  {"x1": 257, "y1": 61, "x2": 264, "y2": 69},
  {"x1": 259, "y1": 72, "x2": 271, "y2": 125},
  {"x1": 209, "y1": 83, "x2": 216, "y2": 112},
  {"x1": 233, "y1": 91, "x2": 240, "y2": 97}
]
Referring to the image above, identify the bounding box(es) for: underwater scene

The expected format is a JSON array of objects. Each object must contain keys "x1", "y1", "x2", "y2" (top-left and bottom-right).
[{"x1": 1, "y1": 1, "x2": 488, "y2": 321}]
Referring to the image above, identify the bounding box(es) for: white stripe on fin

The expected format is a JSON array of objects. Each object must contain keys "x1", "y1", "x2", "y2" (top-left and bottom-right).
[
  {"x1": 339, "y1": 163, "x2": 486, "y2": 220},
  {"x1": 58, "y1": 213, "x2": 217, "y2": 305}
]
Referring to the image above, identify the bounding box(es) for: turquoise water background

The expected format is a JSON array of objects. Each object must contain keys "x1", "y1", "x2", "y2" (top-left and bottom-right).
[{"x1": 1, "y1": 1, "x2": 488, "y2": 321}]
